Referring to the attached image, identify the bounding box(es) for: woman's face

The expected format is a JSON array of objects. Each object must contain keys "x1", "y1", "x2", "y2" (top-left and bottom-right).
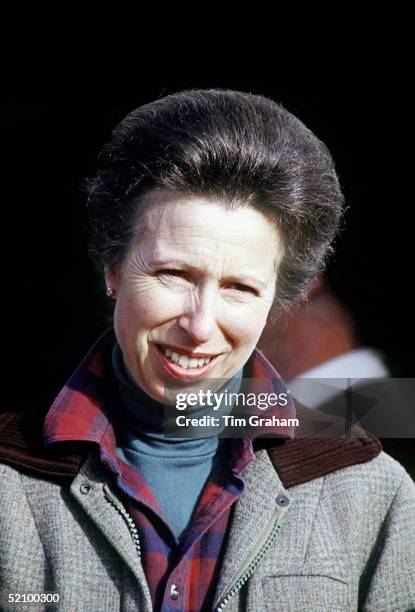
[{"x1": 105, "y1": 192, "x2": 284, "y2": 402}]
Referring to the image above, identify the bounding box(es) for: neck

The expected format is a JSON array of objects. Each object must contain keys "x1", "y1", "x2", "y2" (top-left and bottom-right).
[{"x1": 110, "y1": 342, "x2": 243, "y2": 444}]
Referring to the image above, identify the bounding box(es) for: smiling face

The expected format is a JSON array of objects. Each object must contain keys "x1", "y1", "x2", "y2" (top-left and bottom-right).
[{"x1": 105, "y1": 191, "x2": 284, "y2": 402}]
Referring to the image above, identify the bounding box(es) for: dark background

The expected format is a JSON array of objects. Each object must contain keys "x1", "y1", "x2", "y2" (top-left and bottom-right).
[{"x1": 1, "y1": 71, "x2": 412, "y2": 415}]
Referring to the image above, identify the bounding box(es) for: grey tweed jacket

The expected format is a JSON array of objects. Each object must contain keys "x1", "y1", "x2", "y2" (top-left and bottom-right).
[{"x1": 1, "y1": 443, "x2": 415, "y2": 611}]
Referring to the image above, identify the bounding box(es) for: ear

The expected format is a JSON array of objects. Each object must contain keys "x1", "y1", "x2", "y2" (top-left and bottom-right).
[{"x1": 104, "y1": 265, "x2": 120, "y2": 292}]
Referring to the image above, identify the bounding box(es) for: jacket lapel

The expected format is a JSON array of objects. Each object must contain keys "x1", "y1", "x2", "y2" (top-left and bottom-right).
[{"x1": 69, "y1": 451, "x2": 152, "y2": 609}]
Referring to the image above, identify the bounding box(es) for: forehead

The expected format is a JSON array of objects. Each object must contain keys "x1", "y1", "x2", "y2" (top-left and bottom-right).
[
  {"x1": 127, "y1": 194, "x2": 284, "y2": 284},
  {"x1": 132, "y1": 193, "x2": 284, "y2": 274}
]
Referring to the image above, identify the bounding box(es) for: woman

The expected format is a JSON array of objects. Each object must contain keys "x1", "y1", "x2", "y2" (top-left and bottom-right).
[{"x1": 0, "y1": 89, "x2": 414, "y2": 611}]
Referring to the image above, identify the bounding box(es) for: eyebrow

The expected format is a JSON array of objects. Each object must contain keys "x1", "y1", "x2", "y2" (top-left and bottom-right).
[{"x1": 150, "y1": 257, "x2": 269, "y2": 289}]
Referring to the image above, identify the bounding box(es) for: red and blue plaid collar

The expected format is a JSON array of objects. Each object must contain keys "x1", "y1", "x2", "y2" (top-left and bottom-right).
[{"x1": 43, "y1": 327, "x2": 296, "y2": 472}]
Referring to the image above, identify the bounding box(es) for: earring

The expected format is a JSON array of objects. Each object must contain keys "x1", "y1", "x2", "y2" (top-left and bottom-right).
[{"x1": 106, "y1": 287, "x2": 116, "y2": 298}]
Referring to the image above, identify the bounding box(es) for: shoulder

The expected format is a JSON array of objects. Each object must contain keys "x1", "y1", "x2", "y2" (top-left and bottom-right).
[
  {"x1": 321, "y1": 450, "x2": 415, "y2": 500},
  {"x1": 0, "y1": 463, "x2": 44, "y2": 537},
  {"x1": 284, "y1": 450, "x2": 415, "y2": 557},
  {"x1": 0, "y1": 461, "x2": 54, "y2": 495},
  {"x1": 324, "y1": 449, "x2": 413, "y2": 483},
  {"x1": 0, "y1": 460, "x2": 24, "y2": 488},
  {"x1": 288, "y1": 450, "x2": 415, "y2": 535},
  {"x1": 278, "y1": 446, "x2": 415, "y2": 523},
  {"x1": 303, "y1": 450, "x2": 415, "y2": 509},
  {"x1": 0, "y1": 460, "x2": 70, "y2": 508}
]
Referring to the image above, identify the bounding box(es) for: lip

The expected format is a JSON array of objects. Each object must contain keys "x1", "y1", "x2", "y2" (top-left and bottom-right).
[
  {"x1": 155, "y1": 344, "x2": 222, "y2": 380},
  {"x1": 157, "y1": 343, "x2": 221, "y2": 359}
]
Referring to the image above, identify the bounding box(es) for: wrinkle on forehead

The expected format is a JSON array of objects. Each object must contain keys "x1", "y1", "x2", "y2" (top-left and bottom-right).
[
  {"x1": 129, "y1": 189, "x2": 285, "y2": 276},
  {"x1": 135, "y1": 188, "x2": 280, "y2": 232}
]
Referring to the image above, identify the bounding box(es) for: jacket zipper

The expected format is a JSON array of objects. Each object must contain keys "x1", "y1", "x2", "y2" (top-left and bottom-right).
[
  {"x1": 103, "y1": 482, "x2": 285, "y2": 611},
  {"x1": 215, "y1": 513, "x2": 286, "y2": 611},
  {"x1": 103, "y1": 483, "x2": 142, "y2": 557}
]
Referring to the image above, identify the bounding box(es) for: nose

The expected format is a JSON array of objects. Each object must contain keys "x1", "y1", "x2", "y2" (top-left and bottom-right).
[{"x1": 177, "y1": 287, "x2": 218, "y2": 344}]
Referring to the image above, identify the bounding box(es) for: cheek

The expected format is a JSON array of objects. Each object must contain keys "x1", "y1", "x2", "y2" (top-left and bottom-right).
[
  {"x1": 226, "y1": 308, "x2": 268, "y2": 351},
  {"x1": 117, "y1": 285, "x2": 185, "y2": 332},
  {"x1": 232, "y1": 297, "x2": 271, "y2": 326}
]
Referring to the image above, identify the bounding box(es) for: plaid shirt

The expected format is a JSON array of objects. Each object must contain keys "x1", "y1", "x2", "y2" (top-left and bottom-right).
[{"x1": 43, "y1": 327, "x2": 296, "y2": 611}]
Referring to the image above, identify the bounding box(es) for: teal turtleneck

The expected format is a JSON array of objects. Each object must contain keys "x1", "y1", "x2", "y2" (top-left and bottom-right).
[{"x1": 111, "y1": 342, "x2": 243, "y2": 544}]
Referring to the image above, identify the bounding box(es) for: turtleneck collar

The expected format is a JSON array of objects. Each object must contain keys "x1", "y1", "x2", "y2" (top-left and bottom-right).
[{"x1": 111, "y1": 341, "x2": 243, "y2": 449}]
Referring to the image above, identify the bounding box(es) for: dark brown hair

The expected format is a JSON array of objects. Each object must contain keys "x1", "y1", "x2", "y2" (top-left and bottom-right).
[{"x1": 85, "y1": 88, "x2": 345, "y2": 315}]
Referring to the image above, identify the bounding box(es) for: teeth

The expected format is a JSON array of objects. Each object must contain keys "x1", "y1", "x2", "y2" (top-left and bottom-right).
[
  {"x1": 178, "y1": 355, "x2": 189, "y2": 368},
  {"x1": 161, "y1": 347, "x2": 212, "y2": 368}
]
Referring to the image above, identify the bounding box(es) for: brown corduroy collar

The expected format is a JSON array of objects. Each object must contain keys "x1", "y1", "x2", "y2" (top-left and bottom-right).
[{"x1": 0, "y1": 405, "x2": 382, "y2": 489}]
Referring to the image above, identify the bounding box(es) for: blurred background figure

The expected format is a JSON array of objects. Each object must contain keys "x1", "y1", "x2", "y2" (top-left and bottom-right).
[
  {"x1": 259, "y1": 275, "x2": 415, "y2": 478},
  {"x1": 259, "y1": 275, "x2": 389, "y2": 381}
]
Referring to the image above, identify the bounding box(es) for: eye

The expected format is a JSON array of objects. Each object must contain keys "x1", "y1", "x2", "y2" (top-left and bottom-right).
[
  {"x1": 157, "y1": 269, "x2": 186, "y2": 278},
  {"x1": 227, "y1": 282, "x2": 258, "y2": 295}
]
